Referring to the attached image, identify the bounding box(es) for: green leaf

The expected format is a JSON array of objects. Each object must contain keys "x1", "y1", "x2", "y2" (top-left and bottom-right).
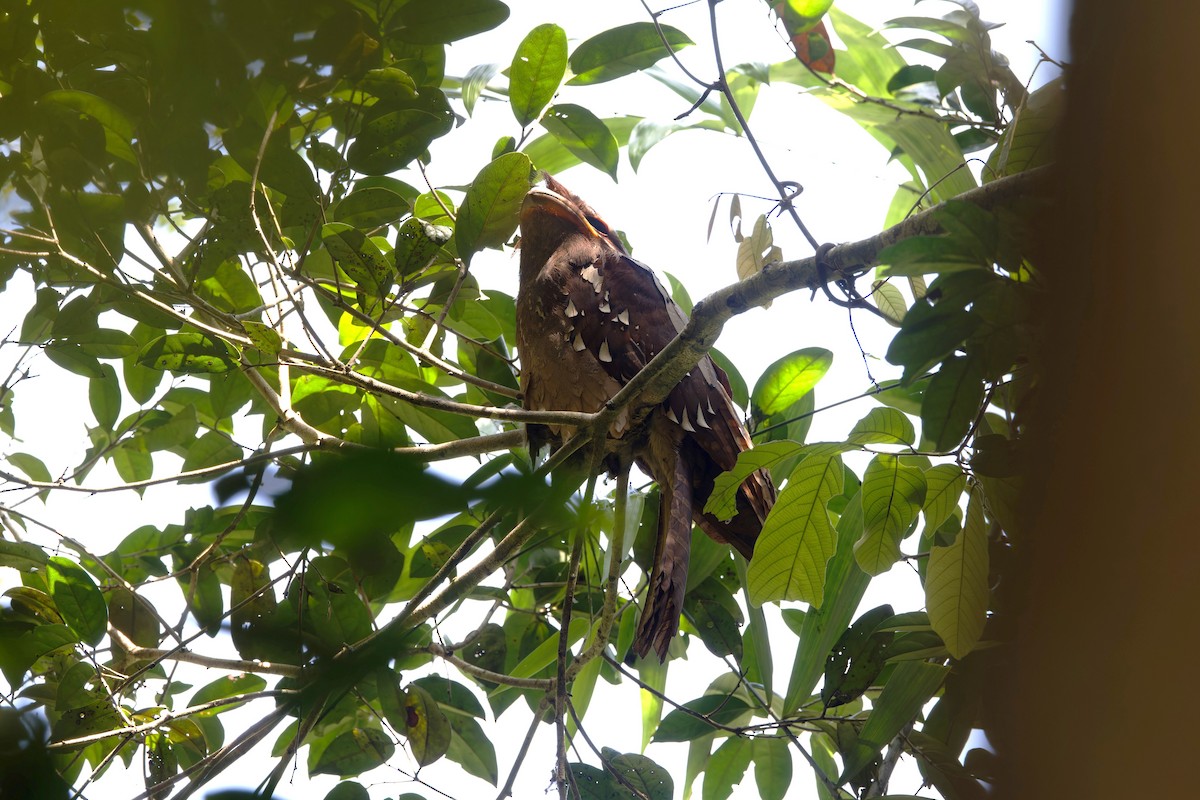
[
  {"x1": 703, "y1": 737, "x2": 752, "y2": 800},
  {"x1": 782, "y1": 488, "x2": 870, "y2": 714},
  {"x1": 311, "y1": 727, "x2": 394, "y2": 776},
  {"x1": 605, "y1": 749, "x2": 674, "y2": 800},
  {"x1": 706, "y1": 441, "x2": 804, "y2": 521},
  {"x1": 926, "y1": 487, "x2": 989, "y2": 659},
  {"x1": 445, "y1": 714, "x2": 499, "y2": 785},
  {"x1": 332, "y1": 186, "x2": 411, "y2": 229},
  {"x1": 540, "y1": 103, "x2": 619, "y2": 180},
  {"x1": 41, "y1": 89, "x2": 137, "y2": 165},
  {"x1": 322, "y1": 222, "x2": 395, "y2": 296},
  {"x1": 876, "y1": 236, "x2": 987, "y2": 278},
  {"x1": 523, "y1": 115, "x2": 641, "y2": 176},
  {"x1": 886, "y1": 301, "x2": 980, "y2": 383},
  {"x1": 455, "y1": 152, "x2": 533, "y2": 264},
  {"x1": 747, "y1": 450, "x2": 844, "y2": 606},
  {"x1": 628, "y1": 119, "x2": 682, "y2": 172},
  {"x1": 389, "y1": 0, "x2": 510, "y2": 44},
  {"x1": 87, "y1": 367, "x2": 120, "y2": 431},
  {"x1": 986, "y1": 76, "x2": 1063, "y2": 180},
  {"x1": 404, "y1": 684, "x2": 452, "y2": 766},
  {"x1": 137, "y1": 334, "x2": 238, "y2": 375},
  {"x1": 855, "y1": 455, "x2": 926, "y2": 575},
  {"x1": 822, "y1": 604, "x2": 894, "y2": 708},
  {"x1": 922, "y1": 464, "x2": 967, "y2": 530},
  {"x1": 509, "y1": 24, "x2": 568, "y2": 127},
  {"x1": 846, "y1": 407, "x2": 915, "y2": 446},
  {"x1": 921, "y1": 356, "x2": 986, "y2": 451},
  {"x1": 568, "y1": 23, "x2": 693, "y2": 86},
  {"x1": 347, "y1": 92, "x2": 455, "y2": 175},
  {"x1": 8, "y1": 451, "x2": 52, "y2": 489},
  {"x1": 871, "y1": 280, "x2": 907, "y2": 325},
  {"x1": 47, "y1": 557, "x2": 108, "y2": 646},
  {"x1": 752, "y1": 735, "x2": 793, "y2": 800},
  {"x1": 653, "y1": 694, "x2": 752, "y2": 743},
  {"x1": 179, "y1": 431, "x2": 243, "y2": 481},
  {"x1": 839, "y1": 661, "x2": 949, "y2": 782},
  {"x1": 462, "y1": 62, "x2": 501, "y2": 116},
  {"x1": 186, "y1": 674, "x2": 265, "y2": 719},
  {"x1": 0, "y1": 540, "x2": 49, "y2": 572},
  {"x1": 324, "y1": 782, "x2": 370, "y2": 800},
  {"x1": 752, "y1": 348, "x2": 833, "y2": 417},
  {"x1": 393, "y1": 217, "x2": 453, "y2": 277}
]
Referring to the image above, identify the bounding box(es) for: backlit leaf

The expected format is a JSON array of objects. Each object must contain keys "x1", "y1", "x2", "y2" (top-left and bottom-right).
[
  {"x1": 456, "y1": 152, "x2": 533, "y2": 264},
  {"x1": 509, "y1": 24, "x2": 568, "y2": 127},
  {"x1": 47, "y1": 556, "x2": 107, "y2": 646},
  {"x1": 926, "y1": 486, "x2": 989, "y2": 658}
]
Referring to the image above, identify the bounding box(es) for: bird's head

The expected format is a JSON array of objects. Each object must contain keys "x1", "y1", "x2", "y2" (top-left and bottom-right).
[{"x1": 518, "y1": 175, "x2": 627, "y2": 282}]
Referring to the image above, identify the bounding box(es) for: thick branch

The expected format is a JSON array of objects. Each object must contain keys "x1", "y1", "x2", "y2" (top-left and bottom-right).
[{"x1": 610, "y1": 166, "x2": 1051, "y2": 414}]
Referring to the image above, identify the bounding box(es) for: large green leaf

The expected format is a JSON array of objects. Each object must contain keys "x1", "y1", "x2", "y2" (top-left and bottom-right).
[
  {"x1": 921, "y1": 356, "x2": 986, "y2": 451},
  {"x1": 747, "y1": 450, "x2": 844, "y2": 606},
  {"x1": 389, "y1": 0, "x2": 510, "y2": 44},
  {"x1": 539, "y1": 104, "x2": 619, "y2": 179},
  {"x1": 703, "y1": 737, "x2": 752, "y2": 800},
  {"x1": 855, "y1": 455, "x2": 927, "y2": 575},
  {"x1": 568, "y1": 22, "x2": 693, "y2": 86},
  {"x1": 926, "y1": 486, "x2": 989, "y2": 658},
  {"x1": 509, "y1": 24, "x2": 567, "y2": 127},
  {"x1": 523, "y1": 115, "x2": 641, "y2": 176},
  {"x1": 752, "y1": 348, "x2": 833, "y2": 417},
  {"x1": 838, "y1": 660, "x2": 949, "y2": 782},
  {"x1": 310, "y1": 727, "x2": 395, "y2": 776},
  {"x1": 782, "y1": 489, "x2": 870, "y2": 714},
  {"x1": 346, "y1": 92, "x2": 454, "y2": 175},
  {"x1": 752, "y1": 735, "x2": 794, "y2": 800},
  {"x1": 455, "y1": 152, "x2": 533, "y2": 264},
  {"x1": 137, "y1": 334, "x2": 238, "y2": 375},
  {"x1": 47, "y1": 556, "x2": 108, "y2": 646},
  {"x1": 706, "y1": 440, "x2": 805, "y2": 521}
]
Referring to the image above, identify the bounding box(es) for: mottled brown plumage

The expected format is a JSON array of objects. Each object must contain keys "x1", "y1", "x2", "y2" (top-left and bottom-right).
[{"x1": 516, "y1": 175, "x2": 775, "y2": 660}]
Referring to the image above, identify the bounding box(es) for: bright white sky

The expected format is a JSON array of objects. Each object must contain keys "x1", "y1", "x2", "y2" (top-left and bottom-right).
[{"x1": 0, "y1": 1, "x2": 1067, "y2": 798}]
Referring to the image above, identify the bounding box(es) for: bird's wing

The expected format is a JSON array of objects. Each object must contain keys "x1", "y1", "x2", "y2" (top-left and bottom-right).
[{"x1": 559, "y1": 249, "x2": 751, "y2": 467}]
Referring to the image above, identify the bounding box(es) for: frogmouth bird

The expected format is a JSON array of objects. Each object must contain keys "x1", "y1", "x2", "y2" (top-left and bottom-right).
[{"x1": 516, "y1": 175, "x2": 776, "y2": 660}]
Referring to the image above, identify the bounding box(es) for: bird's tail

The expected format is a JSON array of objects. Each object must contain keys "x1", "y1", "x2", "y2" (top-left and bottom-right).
[{"x1": 632, "y1": 448, "x2": 693, "y2": 661}]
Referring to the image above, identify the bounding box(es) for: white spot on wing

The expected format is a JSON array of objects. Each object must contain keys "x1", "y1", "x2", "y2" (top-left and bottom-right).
[
  {"x1": 695, "y1": 405, "x2": 710, "y2": 429},
  {"x1": 598, "y1": 300, "x2": 611, "y2": 313},
  {"x1": 580, "y1": 265, "x2": 603, "y2": 293},
  {"x1": 572, "y1": 332, "x2": 586, "y2": 352},
  {"x1": 617, "y1": 309, "x2": 629, "y2": 325},
  {"x1": 680, "y1": 409, "x2": 696, "y2": 432},
  {"x1": 565, "y1": 298, "x2": 578, "y2": 317},
  {"x1": 665, "y1": 407, "x2": 679, "y2": 424},
  {"x1": 598, "y1": 339, "x2": 612, "y2": 362}
]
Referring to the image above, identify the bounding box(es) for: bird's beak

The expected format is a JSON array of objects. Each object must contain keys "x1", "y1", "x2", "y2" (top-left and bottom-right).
[{"x1": 521, "y1": 186, "x2": 604, "y2": 240}]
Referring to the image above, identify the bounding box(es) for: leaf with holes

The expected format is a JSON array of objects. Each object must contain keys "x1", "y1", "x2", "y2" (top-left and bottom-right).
[{"x1": 539, "y1": 104, "x2": 619, "y2": 179}]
